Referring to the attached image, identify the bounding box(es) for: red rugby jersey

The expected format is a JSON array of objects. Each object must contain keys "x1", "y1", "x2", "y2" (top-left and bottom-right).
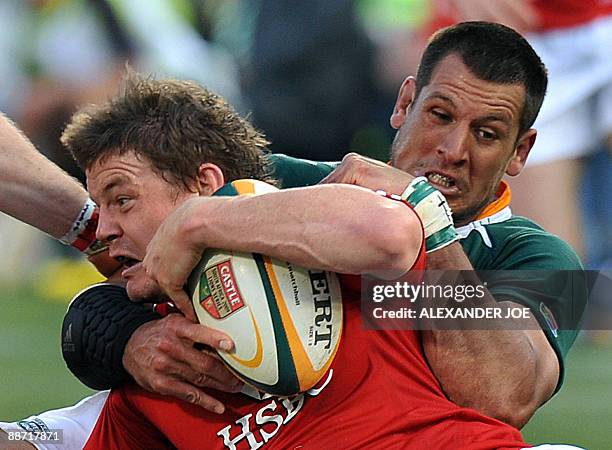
[{"x1": 83, "y1": 240, "x2": 528, "y2": 450}]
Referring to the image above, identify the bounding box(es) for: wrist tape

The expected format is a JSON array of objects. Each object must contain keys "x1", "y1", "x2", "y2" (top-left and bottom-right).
[
  {"x1": 400, "y1": 177, "x2": 459, "y2": 252},
  {"x1": 62, "y1": 283, "x2": 161, "y2": 390},
  {"x1": 59, "y1": 198, "x2": 107, "y2": 256}
]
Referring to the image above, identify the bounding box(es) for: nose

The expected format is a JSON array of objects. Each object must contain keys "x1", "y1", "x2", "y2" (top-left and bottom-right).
[
  {"x1": 437, "y1": 124, "x2": 469, "y2": 166},
  {"x1": 96, "y1": 208, "x2": 122, "y2": 243}
]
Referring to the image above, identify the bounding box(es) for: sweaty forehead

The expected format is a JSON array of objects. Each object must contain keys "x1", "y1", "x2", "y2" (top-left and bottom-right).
[{"x1": 423, "y1": 54, "x2": 525, "y2": 125}]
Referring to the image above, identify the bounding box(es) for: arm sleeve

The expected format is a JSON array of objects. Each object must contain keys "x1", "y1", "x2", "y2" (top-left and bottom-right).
[{"x1": 62, "y1": 284, "x2": 161, "y2": 389}]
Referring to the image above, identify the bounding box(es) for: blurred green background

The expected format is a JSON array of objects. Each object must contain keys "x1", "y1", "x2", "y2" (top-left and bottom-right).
[{"x1": 1, "y1": 283, "x2": 610, "y2": 448}]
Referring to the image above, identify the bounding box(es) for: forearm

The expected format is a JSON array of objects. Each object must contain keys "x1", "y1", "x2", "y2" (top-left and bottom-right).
[
  {"x1": 422, "y1": 318, "x2": 556, "y2": 428},
  {"x1": 422, "y1": 242, "x2": 558, "y2": 428},
  {"x1": 0, "y1": 113, "x2": 88, "y2": 239},
  {"x1": 185, "y1": 184, "x2": 421, "y2": 277}
]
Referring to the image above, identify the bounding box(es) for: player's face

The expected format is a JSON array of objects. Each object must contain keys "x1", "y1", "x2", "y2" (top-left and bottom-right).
[
  {"x1": 390, "y1": 54, "x2": 536, "y2": 226},
  {"x1": 87, "y1": 151, "x2": 196, "y2": 295}
]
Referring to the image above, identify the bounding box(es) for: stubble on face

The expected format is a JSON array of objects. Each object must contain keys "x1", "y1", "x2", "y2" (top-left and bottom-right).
[
  {"x1": 86, "y1": 151, "x2": 195, "y2": 299},
  {"x1": 389, "y1": 54, "x2": 525, "y2": 226}
]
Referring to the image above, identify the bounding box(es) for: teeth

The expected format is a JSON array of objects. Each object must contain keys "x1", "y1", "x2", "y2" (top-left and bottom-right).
[{"x1": 427, "y1": 172, "x2": 454, "y2": 188}]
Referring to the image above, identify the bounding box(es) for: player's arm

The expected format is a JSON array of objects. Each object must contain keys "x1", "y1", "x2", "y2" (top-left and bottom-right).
[
  {"x1": 63, "y1": 183, "x2": 424, "y2": 412},
  {"x1": 321, "y1": 154, "x2": 559, "y2": 428},
  {"x1": 0, "y1": 112, "x2": 87, "y2": 238},
  {"x1": 0, "y1": 113, "x2": 119, "y2": 276},
  {"x1": 139, "y1": 183, "x2": 423, "y2": 315},
  {"x1": 422, "y1": 244, "x2": 560, "y2": 429},
  {"x1": 61, "y1": 283, "x2": 241, "y2": 414}
]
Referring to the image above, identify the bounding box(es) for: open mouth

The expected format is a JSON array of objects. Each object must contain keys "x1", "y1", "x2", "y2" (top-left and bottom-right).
[
  {"x1": 115, "y1": 255, "x2": 141, "y2": 269},
  {"x1": 425, "y1": 171, "x2": 456, "y2": 189}
]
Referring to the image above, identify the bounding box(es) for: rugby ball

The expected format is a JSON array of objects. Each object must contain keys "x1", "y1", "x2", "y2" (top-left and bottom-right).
[
  {"x1": 188, "y1": 250, "x2": 343, "y2": 396},
  {"x1": 187, "y1": 180, "x2": 343, "y2": 396}
]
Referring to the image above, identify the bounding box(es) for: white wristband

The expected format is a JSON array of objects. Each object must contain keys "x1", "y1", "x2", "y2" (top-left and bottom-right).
[{"x1": 59, "y1": 198, "x2": 97, "y2": 248}]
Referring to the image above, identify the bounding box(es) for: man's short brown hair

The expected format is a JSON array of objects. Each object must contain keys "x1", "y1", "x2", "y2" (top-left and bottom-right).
[{"x1": 61, "y1": 73, "x2": 273, "y2": 189}]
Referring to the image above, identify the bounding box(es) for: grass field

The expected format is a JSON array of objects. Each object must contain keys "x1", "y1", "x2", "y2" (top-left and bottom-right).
[{"x1": 1, "y1": 284, "x2": 610, "y2": 448}]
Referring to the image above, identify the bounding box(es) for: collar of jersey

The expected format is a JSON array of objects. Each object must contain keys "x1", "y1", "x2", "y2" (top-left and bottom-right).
[{"x1": 455, "y1": 181, "x2": 512, "y2": 243}]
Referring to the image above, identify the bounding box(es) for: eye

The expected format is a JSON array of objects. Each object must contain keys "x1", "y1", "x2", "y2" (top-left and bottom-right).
[
  {"x1": 476, "y1": 128, "x2": 498, "y2": 141},
  {"x1": 431, "y1": 108, "x2": 451, "y2": 122},
  {"x1": 116, "y1": 196, "x2": 131, "y2": 207}
]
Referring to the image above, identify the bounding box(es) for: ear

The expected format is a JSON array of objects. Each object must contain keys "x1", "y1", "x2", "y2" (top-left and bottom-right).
[
  {"x1": 195, "y1": 163, "x2": 225, "y2": 196},
  {"x1": 506, "y1": 129, "x2": 537, "y2": 176},
  {"x1": 390, "y1": 77, "x2": 416, "y2": 129}
]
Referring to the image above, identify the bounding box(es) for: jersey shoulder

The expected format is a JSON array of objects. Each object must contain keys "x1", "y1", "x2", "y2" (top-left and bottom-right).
[
  {"x1": 269, "y1": 154, "x2": 339, "y2": 188},
  {"x1": 461, "y1": 215, "x2": 583, "y2": 271}
]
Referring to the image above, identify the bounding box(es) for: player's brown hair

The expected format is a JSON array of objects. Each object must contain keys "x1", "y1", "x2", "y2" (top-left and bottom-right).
[{"x1": 61, "y1": 72, "x2": 274, "y2": 189}]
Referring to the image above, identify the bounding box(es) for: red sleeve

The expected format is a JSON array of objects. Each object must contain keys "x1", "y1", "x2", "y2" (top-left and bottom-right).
[{"x1": 83, "y1": 388, "x2": 174, "y2": 450}]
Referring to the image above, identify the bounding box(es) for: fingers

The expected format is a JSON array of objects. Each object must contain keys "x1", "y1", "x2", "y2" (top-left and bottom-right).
[
  {"x1": 319, "y1": 153, "x2": 364, "y2": 185},
  {"x1": 321, "y1": 152, "x2": 414, "y2": 194},
  {"x1": 319, "y1": 164, "x2": 346, "y2": 184},
  {"x1": 148, "y1": 347, "x2": 242, "y2": 394},
  {"x1": 126, "y1": 270, "x2": 163, "y2": 302},
  {"x1": 124, "y1": 315, "x2": 243, "y2": 411},
  {"x1": 142, "y1": 240, "x2": 201, "y2": 321},
  {"x1": 168, "y1": 288, "x2": 197, "y2": 323},
  {"x1": 171, "y1": 358, "x2": 242, "y2": 393},
  {"x1": 152, "y1": 377, "x2": 227, "y2": 414},
  {"x1": 174, "y1": 320, "x2": 241, "y2": 390},
  {"x1": 177, "y1": 319, "x2": 234, "y2": 352},
  {"x1": 318, "y1": 170, "x2": 337, "y2": 184},
  {"x1": 178, "y1": 346, "x2": 242, "y2": 392}
]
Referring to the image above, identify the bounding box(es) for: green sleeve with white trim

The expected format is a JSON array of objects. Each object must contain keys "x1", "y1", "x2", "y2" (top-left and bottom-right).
[{"x1": 460, "y1": 216, "x2": 587, "y2": 392}]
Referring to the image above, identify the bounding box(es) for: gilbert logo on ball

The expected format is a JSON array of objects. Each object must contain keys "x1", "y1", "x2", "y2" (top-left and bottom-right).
[{"x1": 189, "y1": 249, "x2": 343, "y2": 396}]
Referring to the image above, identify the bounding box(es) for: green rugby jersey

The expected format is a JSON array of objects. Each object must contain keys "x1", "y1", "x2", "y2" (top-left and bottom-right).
[
  {"x1": 456, "y1": 212, "x2": 585, "y2": 393},
  {"x1": 269, "y1": 153, "x2": 586, "y2": 389}
]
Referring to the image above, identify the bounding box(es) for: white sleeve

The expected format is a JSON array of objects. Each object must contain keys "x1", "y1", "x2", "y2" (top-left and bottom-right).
[{"x1": 0, "y1": 391, "x2": 109, "y2": 450}]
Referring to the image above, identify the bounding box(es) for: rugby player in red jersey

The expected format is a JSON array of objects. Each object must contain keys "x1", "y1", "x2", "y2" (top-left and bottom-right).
[
  {"x1": 69, "y1": 72, "x2": 532, "y2": 448},
  {"x1": 1, "y1": 22, "x2": 585, "y2": 450}
]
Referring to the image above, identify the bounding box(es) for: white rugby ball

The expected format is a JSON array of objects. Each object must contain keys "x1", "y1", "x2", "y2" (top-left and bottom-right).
[{"x1": 188, "y1": 250, "x2": 343, "y2": 396}]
